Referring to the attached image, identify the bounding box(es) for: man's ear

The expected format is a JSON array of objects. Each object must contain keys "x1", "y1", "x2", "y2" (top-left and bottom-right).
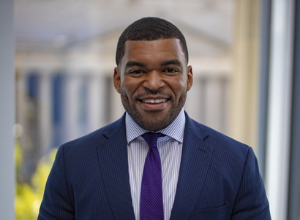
[
  {"x1": 113, "y1": 67, "x2": 121, "y2": 94},
  {"x1": 187, "y1": 65, "x2": 193, "y2": 91}
]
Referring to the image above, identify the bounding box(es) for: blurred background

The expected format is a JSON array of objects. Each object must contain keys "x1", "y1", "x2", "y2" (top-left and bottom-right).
[{"x1": 0, "y1": 0, "x2": 299, "y2": 219}]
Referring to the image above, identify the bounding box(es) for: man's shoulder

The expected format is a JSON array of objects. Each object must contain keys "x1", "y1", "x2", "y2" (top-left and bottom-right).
[
  {"x1": 60, "y1": 114, "x2": 126, "y2": 152},
  {"x1": 186, "y1": 116, "x2": 255, "y2": 176},
  {"x1": 186, "y1": 115, "x2": 250, "y2": 155}
]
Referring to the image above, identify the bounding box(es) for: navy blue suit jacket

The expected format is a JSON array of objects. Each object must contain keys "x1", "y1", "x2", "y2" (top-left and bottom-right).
[{"x1": 38, "y1": 113, "x2": 271, "y2": 220}]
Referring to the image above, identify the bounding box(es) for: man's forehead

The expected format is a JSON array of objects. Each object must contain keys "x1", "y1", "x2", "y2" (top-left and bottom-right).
[
  {"x1": 123, "y1": 39, "x2": 185, "y2": 59},
  {"x1": 124, "y1": 59, "x2": 183, "y2": 70}
]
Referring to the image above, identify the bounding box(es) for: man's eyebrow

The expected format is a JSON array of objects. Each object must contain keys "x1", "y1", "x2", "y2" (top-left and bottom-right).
[
  {"x1": 160, "y1": 59, "x2": 182, "y2": 67},
  {"x1": 125, "y1": 61, "x2": 146, "y2": 69}
]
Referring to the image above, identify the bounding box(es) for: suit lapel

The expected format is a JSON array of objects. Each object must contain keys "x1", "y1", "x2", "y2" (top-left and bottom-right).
[
  {"x1": 96, "y1": 115, "x2": 136, "y2": 220},
  {"x1": 170, "y1": 114, "x2": 214, "y2": 220}
]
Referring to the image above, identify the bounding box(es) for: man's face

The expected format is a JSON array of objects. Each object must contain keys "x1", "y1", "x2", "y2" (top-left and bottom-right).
[{"x1": 114, "y1": 38, "x2": 193, "y2": 131}]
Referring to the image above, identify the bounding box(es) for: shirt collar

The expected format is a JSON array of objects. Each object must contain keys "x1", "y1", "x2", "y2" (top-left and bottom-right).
[{"x1": 125, "y1": 108, "x2": 185, "y2": 144}]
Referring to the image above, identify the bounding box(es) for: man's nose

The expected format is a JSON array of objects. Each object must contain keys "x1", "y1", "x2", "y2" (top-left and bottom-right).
[{"x1": 143, "y1": 71, "x2": 165, "y2": 90}]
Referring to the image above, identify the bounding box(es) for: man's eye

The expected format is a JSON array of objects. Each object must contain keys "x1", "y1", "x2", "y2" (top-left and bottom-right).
[
  {"x1": 163, "y1": 68, "x2": 178, "y2": 73},
  {"x1": 129, "y1": 70, "x2": 144, "y2": 74}
]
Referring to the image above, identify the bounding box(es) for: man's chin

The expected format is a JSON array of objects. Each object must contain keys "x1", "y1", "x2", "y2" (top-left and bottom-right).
[
  {"x1": 125, "y1": 104, "x2": 179, "y2": 131},
  {"x1": 139, "y1": 123, "x2": 168, "y2": 131},
  {"x1": 137, "y1": 116, "x2": 171, "y2": 131}
]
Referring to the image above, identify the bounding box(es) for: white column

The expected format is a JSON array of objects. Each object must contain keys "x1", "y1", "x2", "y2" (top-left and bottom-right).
[
  {"x1": 265, "y1": 0, "x2": 295, "y2": 220},
  {"x1": 185, "y1": 75, "x2": 204, "y2": 124},
  {"x1": 38, "y1": 73, "x2": 52, "y2": 154},
  {"x1": 0, "y1": 0, "x2": 15, "y2": 219},
  {"x1": 111, "y1": 75, "x2": 125, "y2": 122},
  {"x1": 204, "y1": 76, "x2": 223, "y2": 132},
  {"x1": 64, "y1": 74, "x2": 81, "y2": 141},
  {"x1": 87, "y1": 74, "x2": 105, "y2": 131}
]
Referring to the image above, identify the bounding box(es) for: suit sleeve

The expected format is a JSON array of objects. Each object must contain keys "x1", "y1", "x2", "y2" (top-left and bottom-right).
[
  {"x1": 38, "y1": 146, "x2": 75, "y2": 220},
  {"x1": 231, "y1": 147, "x2": 271, "y2": 220}
]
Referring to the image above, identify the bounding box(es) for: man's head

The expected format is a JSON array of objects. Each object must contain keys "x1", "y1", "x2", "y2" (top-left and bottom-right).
[
  {"x1": 114, "y1": 17, "x2": 193, "y2": 131},
  {"x1": 116, "y1": 17, "x2": 189, "y2": 66}
]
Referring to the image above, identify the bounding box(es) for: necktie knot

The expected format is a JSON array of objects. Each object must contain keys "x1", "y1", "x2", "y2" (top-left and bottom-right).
[{"x1": 142, "y1": 132, "x2": 165, "y2": 149}]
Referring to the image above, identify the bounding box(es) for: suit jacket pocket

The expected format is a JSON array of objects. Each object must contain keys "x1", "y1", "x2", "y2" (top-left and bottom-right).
[{"x1": 190, "y1": 203, "x2": 229, "y2": 220}]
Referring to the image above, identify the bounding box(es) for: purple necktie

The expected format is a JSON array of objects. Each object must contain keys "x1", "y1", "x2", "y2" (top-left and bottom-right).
[{"x1": 140, "y1": 132, "x2": 165, "y2": 220}]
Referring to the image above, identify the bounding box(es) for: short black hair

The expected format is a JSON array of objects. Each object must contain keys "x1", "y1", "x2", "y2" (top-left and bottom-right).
[{"x1": 115, "y1": 17, "x2": 189, "y2": 65}]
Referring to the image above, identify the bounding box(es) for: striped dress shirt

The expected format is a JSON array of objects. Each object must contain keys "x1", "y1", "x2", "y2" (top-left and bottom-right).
[{"x1": 126, "y1": 108, "x2": 185, "y2": 220}]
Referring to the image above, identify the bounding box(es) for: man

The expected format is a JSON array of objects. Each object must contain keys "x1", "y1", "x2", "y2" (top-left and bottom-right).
[{"x1": 38, "y1": 17, "x2": 271, "y2": 220}]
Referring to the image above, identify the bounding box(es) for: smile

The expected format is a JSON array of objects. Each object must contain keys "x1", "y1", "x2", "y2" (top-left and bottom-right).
[{"x1": 141, "y1": 99, "x2": 168, "y2": 104}]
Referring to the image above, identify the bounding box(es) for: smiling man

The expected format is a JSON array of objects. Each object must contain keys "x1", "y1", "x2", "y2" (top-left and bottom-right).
[
  {"x1": 38, "y1": 17, "x2": 271, "y2": 220},
  {"x1": 114, "y1": 38, "x2": 192, "y2": 131}
]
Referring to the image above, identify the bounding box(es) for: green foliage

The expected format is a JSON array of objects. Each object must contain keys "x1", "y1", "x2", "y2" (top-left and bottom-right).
[{"x1": 15, "y1": 142, "x2": 57, "y2": 220}]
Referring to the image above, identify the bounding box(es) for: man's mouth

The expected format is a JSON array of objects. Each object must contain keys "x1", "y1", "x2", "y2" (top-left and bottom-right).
[
  {"x1": 141, "y1": 99, "x2": 168, "y2": 104},
  {"x1": 137, "y1": 97, "x2": 170, "y2": 111}
]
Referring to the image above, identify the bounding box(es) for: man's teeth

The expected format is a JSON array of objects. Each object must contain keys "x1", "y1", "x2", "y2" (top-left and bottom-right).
[{"x1": 142, "y1": 99, "x2": 167, "y2": 103}]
